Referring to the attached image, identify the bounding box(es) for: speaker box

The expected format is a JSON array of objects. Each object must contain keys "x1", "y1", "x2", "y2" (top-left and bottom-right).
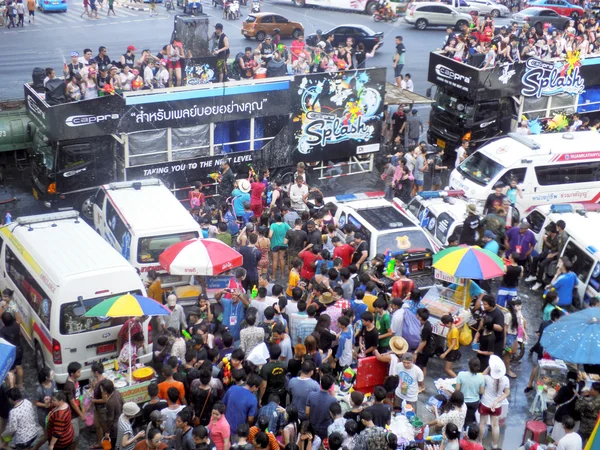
[
  {"x1": 32, "y1": 67, "x2": 46, "y2": 93},
  {"x1": 45, "y1": 79, "x2": 67, "y2": 105},
  {"x1": 173, "y1": 14, "x2": 210, "y2": 58}
]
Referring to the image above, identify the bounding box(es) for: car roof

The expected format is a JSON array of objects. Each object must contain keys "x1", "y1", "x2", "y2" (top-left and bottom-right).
[
  {"x1": 4, "y1": 213, "x2": 134, "y2": 287},
  {"x1": 410, "y1": 196, "x2": 471, "y2": 222},
  {"x1": 334, "y1": 198, "x2": 422, "y2": 232},
  {"x1": 476, "y1": 131, "x2": 600, "y2": 167},
  {"x1": 520, "y1": 6, "x2": 552, "y2": 12},
  {"x1": 103, "y1": 180, "x2": 201, "y2": 235},
  {"x1": 330, "y1": 24, "x2": 375, "y2": 33},
  {"x1": 250, "y1": 12, "x2": 286, "y2": 17},
  {"x1": 413, "y1": 2, "x2": 461, "y2": 10}
]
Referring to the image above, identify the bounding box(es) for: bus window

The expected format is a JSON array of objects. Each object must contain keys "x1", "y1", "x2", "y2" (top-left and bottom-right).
[
  {"x1": 106, "y1": 201, "x2": 129, "y2": 251},
  {"x1": 5, "y1": 247, "x2": 52, "y2": 329},
  {"x1": 527, "y1": 210, "x2": 547, "y2": 234}
]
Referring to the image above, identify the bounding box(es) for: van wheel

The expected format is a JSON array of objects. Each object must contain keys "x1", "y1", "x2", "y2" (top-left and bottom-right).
[
  {"x1": 365, "y1": 1, "x2": 378, "y2": 15},
  {"x1": 455, "y1": 19, "x2": 468, "y2": 29},
  {"x1": 490, "y1": 8, "x2": 500, "y2": 17},
  {"x1": 35, "y1": 342, "x2": 46, "y2": 371},
  {"x1": 80, "y1": 196, "x2": 94, "y2": 222},
  {"x1": 294, "y1": 0, "x2": 305, "y2": 7},
  {"x1": 256, "y1": 30, "x2": 266, "y2": 41},
  {"x1": 415, "y1": 18, "x2": 427, "y2": 29}
]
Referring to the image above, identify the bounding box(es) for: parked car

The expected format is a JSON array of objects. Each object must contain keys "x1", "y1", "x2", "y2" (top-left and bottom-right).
[
  {"x1": 527, "y1": 0, "x2": 584, "y2": 18},
  {"x1": 36, "y1": 0, "x2": 67, "y2": 12},
  {"x1": 306, "y1": 25, "x2": 384, "y2": 51},
  {"x1": 510, "y1": 7, "x2": 570, "y2": 31},
  {"x1": 467, "y1": 0, "x2": 511, "y2": 16},
  {"x1": 242, "y1": 13, "x2": 304, "y2": 40},
  {"x1": 405, "y1": 2, "x2": 472, "y2": 30}
]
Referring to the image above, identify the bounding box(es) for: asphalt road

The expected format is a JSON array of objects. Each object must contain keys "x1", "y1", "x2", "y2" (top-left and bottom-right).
[{"x1": 0, "y1": 0, "x2": 512, "y2": 100}]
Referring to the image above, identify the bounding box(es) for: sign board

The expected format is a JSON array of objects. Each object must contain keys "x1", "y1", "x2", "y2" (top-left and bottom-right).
[
  {"x1": 521, "y1": 57, "x2": 585, "y2": 98},
  {"x1": 434, "y1": 268, "x2": 465, "y2": 286},
  {"x1": 119, "y1": 380, "x2": 152, "y2": 404},
  {"x1": 291, "y1": 68, "x2": 385, "y2": 163}
]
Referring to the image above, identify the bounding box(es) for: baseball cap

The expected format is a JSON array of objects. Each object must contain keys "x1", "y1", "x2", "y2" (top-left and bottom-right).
[
  {"x1": 127, "y1": 45, "x2": 137, "y2": 51},
  {"x1": 70, "y1": 51, "x2": 80, "y2": 57},
  {"x1": 483, "y1": 230, "x2": 496, "y2": 239},
  {"x1": 167, "y1": 294, "x2": 177, "y2": 306},
  {"x1": 215, "y1": 22, "x2": 224, "y2": 30}
]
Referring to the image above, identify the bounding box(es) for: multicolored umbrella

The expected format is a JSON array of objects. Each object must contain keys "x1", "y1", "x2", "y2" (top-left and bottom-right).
[
  {"x1": 433, "y1": 245, "x2": 505, "y2": 280},
  {"x1": 159, "y1": 238, "x2": 243, "y2": 276},
  {"x1": 541, "y1": 307, "x2": 600, "y2": 364},
  {"x1": 84, "y1": 293, "x2": 171, "y2": 318}
]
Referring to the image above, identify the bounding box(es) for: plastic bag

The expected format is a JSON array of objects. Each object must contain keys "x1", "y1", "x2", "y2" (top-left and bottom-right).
[
  {"x1": 402, "y1": 309, "x2": 422, "y2": 351},
  {"x1": 247, "y1": 342, "x2": 270, "y2": 366},
  {"x1": 459, "y1": 323, "x2": 473, "y2": 346}
]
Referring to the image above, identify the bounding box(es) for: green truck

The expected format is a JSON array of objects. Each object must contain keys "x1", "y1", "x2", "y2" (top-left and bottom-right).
[{"x1": 0, "y1": 100, "x2": 33, "y2": 153}]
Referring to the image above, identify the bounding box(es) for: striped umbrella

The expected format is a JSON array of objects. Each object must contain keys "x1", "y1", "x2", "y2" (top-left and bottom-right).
[
  {"x1": 433, "y1": 245, "x2": 505, "y2": 280},
  {"x1": 159, "y1": 238, "x2": 243, "y2": 276}
]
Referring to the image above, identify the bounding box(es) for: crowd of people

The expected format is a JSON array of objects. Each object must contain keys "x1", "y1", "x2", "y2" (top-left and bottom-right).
[{"x1": 439, "y1": 12, "x2": 600, "y2": 68}]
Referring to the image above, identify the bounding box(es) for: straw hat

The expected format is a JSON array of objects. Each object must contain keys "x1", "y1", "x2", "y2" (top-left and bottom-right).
[
  {"x1": 390, "y1": 336, "x2": 409, "y2": 355},
  {"x1": 238, "y1": 179, "x2": 251, "y2": 193},
  {"x1": 320, "y1": 292, "x2": 334, "y2": 305}
]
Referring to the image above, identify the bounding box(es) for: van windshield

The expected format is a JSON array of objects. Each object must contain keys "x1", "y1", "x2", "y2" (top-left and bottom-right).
[
  {"x1": 138, "y1": 231, "x2": 199, "y2": 264},
  {"x1": 434, "y1": 90, "x2": 475, "y2": 121},
  {"x1": 457, "y1": 152, "x2": 504, "y2": 186},
  {"x1": 59, "y1": 290, "x2": 142, "y2": 335}
]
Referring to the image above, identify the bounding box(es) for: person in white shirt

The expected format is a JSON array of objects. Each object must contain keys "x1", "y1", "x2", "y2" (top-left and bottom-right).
[
  {"x1": 455, "y1": 140, "x2": 469, "y2": 168},
  {"x1": 403, "y1": 74, "x2": 414, "y2": 92},
  {"x1": 557, "y1": 416, "x2": 582, "y2": 450},
  {"x1": 156, "y1": 61, "x2": 170, "y2": 89},
  {"x1": 390, "y1": 298, "x2": 406, "y2": 336},
  {"x1": 289, "y1": 176, "x2": 309, "y2": 213},
  {"x1": 570, "y1": 113, "x2": 582, "y2": 133},
  {"x1": 143, "y1": 60, "x2": 156, "y2": 89}
]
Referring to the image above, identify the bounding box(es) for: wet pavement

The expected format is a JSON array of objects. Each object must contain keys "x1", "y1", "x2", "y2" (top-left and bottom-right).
[{"x1": 2, "y1": 159, "x2": 546, "y2": 450}]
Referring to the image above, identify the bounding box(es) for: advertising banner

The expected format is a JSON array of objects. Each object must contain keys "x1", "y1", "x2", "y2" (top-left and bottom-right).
[{"x1": 291, "y1": 68, "x2": 385, "y2": 163}]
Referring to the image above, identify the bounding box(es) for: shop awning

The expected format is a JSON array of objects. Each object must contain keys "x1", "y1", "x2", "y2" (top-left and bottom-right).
[{"x1": 385, "y1": 83, "x2": 434, "y2": 106}]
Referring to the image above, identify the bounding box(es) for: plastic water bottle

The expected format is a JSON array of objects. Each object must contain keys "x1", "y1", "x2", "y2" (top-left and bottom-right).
[
  {"x1": 4, "y1": 213, "x2": 11, "y2": 224},
  {"x1": 251, "y1": 285, "x2": 258, "y2": 299},
  {"x1": 401, "y1": 399, "x2": 407, "y2": 414}
]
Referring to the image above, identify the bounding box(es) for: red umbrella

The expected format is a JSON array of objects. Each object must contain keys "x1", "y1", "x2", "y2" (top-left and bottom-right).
[{"x1": 159, "y1": 238, "x2": 243, "y2": 276}]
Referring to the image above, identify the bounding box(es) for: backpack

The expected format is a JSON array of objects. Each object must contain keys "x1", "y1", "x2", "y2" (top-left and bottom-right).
[{"x1": 401, "y1": 309, "x2": 421, "y2": 351}]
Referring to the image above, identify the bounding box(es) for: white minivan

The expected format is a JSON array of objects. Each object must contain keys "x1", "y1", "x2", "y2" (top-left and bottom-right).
[
  {"x1": 525, "y1": 203, "x2": 600, "y2": 305},
  {"x1": 92, "y1": 179, "x2": 201, "y2": 287},
  {"x1": 0, "y1": 211, "x2": 149, "y2": 383},
  {"x1": 449, "y1": 131, "x2": 600, "y2": 215}
]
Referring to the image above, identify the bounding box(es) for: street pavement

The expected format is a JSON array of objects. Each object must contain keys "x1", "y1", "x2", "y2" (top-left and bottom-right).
[{"x1": 0, "y1": 0, "x2": 512, "y2": 100}]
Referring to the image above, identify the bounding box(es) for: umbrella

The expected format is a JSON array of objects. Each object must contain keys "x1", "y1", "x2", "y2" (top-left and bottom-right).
[
  {"x1": 0, "y1": 338, "x2": 16, "y2": 383},
  {"x1": 433, "y1": 245, "x2": 506, "y2": 280},
  {"x1": 540, "y1": 307, "x2": 600, "y2": 364},
  {"x1": 85, "y1": 293, "x2": 171, "y2": 384},
  {"x1": 159, "y1": 238, "x2": 243, "y2": 276}
]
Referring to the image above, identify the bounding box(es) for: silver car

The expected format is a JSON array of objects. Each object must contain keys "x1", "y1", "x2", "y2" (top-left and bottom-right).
[
  {"x1": 468, "y1": 0, "x2": 511, "y2": 16},
  {"x1": 405, "y1": 2, "x2": 473, "y2": 30}
]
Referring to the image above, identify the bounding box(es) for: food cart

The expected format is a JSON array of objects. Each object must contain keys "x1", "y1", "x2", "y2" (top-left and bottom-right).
[{"x1": 104, "y1": 360, "x2": 157, "y2": 404}]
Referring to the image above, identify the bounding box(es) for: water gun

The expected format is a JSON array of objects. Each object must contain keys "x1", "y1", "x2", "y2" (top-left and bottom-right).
[
  {"x1": 209, "y1": 172, "x2": 221, "y2": 181},
  {"x1": 248, "y1": 164, "x2": 256, "y2": 178},
  {"x1": 424, "y1": 435, "x2": 443, "y2": 442},
  {"x1": 251, "y1": 285, "x2": 258, "y2": 299},
  {"x1": 182, "y1": 329, "x2": 192, "y2": 340},
  {"x1": 384, "y1": 251, "x2": 396, "y2": 277},
  {"x1": 222, "y1": 357, "x2": 231, "y2": 382}
]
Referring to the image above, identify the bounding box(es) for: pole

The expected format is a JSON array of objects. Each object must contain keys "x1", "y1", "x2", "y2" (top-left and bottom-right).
[{"x1": 128, "y1": 319, "x2": 132, "y2": 386}]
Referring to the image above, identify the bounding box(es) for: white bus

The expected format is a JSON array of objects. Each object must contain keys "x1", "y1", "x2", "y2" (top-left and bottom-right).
[
  {"x1": 0, "y1": 211, "x2": 149, "y2": 383},
  {"x1": 292, "y1": 0, "x2": 399, "y2": 15}
]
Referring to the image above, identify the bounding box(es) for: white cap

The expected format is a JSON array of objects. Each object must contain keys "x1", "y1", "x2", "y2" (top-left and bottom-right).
[{"x1": 167, "y1": 294, "x2": 177, "y2": 307}]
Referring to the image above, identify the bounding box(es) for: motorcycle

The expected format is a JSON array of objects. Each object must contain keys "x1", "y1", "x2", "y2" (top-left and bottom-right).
[
  {"x1": 225, "y1": 0, "x2": 239, "y2": 19},
  {"x1": 251, "y1": 0, "x2": 260, "y2": 13},
  {"x1": 373, "y1": 9, "x2": 398, "y2": 22}
]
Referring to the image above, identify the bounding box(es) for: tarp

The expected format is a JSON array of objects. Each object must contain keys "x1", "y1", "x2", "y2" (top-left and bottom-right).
[{"x1": 385, "y1": 83, "x2": 434, "y2": 106}]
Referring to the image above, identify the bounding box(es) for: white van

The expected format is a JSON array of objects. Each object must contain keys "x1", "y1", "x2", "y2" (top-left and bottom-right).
[
  {"x1": 92, "y1": 179, "x2": 201, "y2": 287},
  {"x1": 449, "y1": 131, "x2": 600, "y2": 214},
  {"x1": 0, "y1": 211, "x2": 149, "y2": 383},
  {"x1": 525, "y1": 203, "x2": 600, "y2": 304}
]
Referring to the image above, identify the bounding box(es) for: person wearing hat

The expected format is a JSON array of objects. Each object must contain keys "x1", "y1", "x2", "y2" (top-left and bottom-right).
[
  {"x1": 374, "y1": 335, "x2": 409, "y2": 372},
  {"x1": 525, "y1": 221, "x2": 558, "y2": 290},
  {"x1": 116, "y1": 402, "x2": 145, "y2": 450},
  {"x1": 164, "y1": 294, "x2": 187, "y2": 332},
  {"x1": 459, "y1": 203, "x2": 480, "y2": 246},
  {"x1": 478, "y1": 355, "x2": 510, "y2": 449},
  {"x1": 65, "y1": 51, "x2": 84, "y2": 79},
  {"x1": 108, "y1": 65, "x2": 123, "y2": 91},
  {"x1": 393, "y1": 352, "x2": 424, "y2": 414},
  {"x1": 187, "y1": 306, "x2": 204, "y2": 336},
  {"x1": 482, "y1": 229, "x2": 499, "y2": 255},
  {"x1": 231, "y1": 179, "x2": 251, "y2": 220},
  {"x1": 120, "y1": 46, "x2": 136, "y2": 68},
  {"x1": 504, "y1": 221, "x2": 536, "y2": 266}
]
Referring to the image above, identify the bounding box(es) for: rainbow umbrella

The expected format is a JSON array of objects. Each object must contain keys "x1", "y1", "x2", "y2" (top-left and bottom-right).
[
  {"x1": 433, "y1": 245, "x2": 505, "y2": 280},
  {"x1": 84, "y1": 293, "x2": 171, "y2": 318},
  {"x1": 85, "y1": 293, "x2": 170, "y2": 384}
]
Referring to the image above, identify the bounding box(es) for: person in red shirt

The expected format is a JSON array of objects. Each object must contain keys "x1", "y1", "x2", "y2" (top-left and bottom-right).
[
  {"x1": 332, "y1": 237, "x2": 354, "y2": 267},
  {"x1": 290, "y1": 34, "x2": 306, "y2": 62},
  {"x1": 250, "y1": 173, "x2": 265, "y2": 218},
  {"x1": 117, "y1": 316, "x2": 145, "y2": 352},
  {"x1": 298, "y1": 244, "x2": 322, "y2": 281},
  {"x1": 392, "y1": 265, "x2": 414, "y2": 299}
]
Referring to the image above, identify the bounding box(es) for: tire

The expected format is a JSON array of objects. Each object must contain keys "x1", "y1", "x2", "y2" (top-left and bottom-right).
[
  {"x1": 391, "y1": 14, "x2": 398, "y2": 22},
  {"x1": 35, "y1": 342, "x2": 46, "y2": 372},
  {"x1": 256, "y1": 30, "x2": 266, "y2": 41},
  {"x1": 490, "y1": 8, "x2": 500, "y2": 17},
  {"x1": 570, "y1": 11, "x2": 579, "y2": 18},
  {"x1": 415, "y1": 18, "x2": 427, "y2": 29},
  {"x1": 292, "y1": 28, "x2": 302, "y2": 38},
  {"x1": 80, "y1": 195, "x2": 94, "y2": 221},
  {"x1": 294, "y1": 0, "x2": 305, "y2": 7},
  {"x1": 374, "y1": 14, "x2": 382, "y2": 22},
  {"x1": 365, "y1": 1, "x2": 378, "y2": 15},
  {"x1": 455, "y1": 19, "x2": 468, "y2": 29}
]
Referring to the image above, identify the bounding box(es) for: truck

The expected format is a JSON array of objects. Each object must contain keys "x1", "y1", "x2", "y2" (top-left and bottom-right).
[
  {"x1": 426, "y1": 51, "x2": 600, "y2": 158},
  {"x1": 0, "y1": 100, "x2": 33, "y2": 154}
]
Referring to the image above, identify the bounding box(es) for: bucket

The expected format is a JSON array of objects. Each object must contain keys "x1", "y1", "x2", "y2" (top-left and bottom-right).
[
  {"x1": 406, "y1": 411, "x2": 415, "y2": 421},
  {"x1": 412, "y1": 418, "x2": 424, "y2": 440},
  {"x1": 102, "y1": 437, "x2": 111, "y2": 450},
  {"x1": 85, "y1": 412, "x2": 95, "y2": 426},
  {"x1": 254, "y1": 68, "x2": 267, "y2": 79}
]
